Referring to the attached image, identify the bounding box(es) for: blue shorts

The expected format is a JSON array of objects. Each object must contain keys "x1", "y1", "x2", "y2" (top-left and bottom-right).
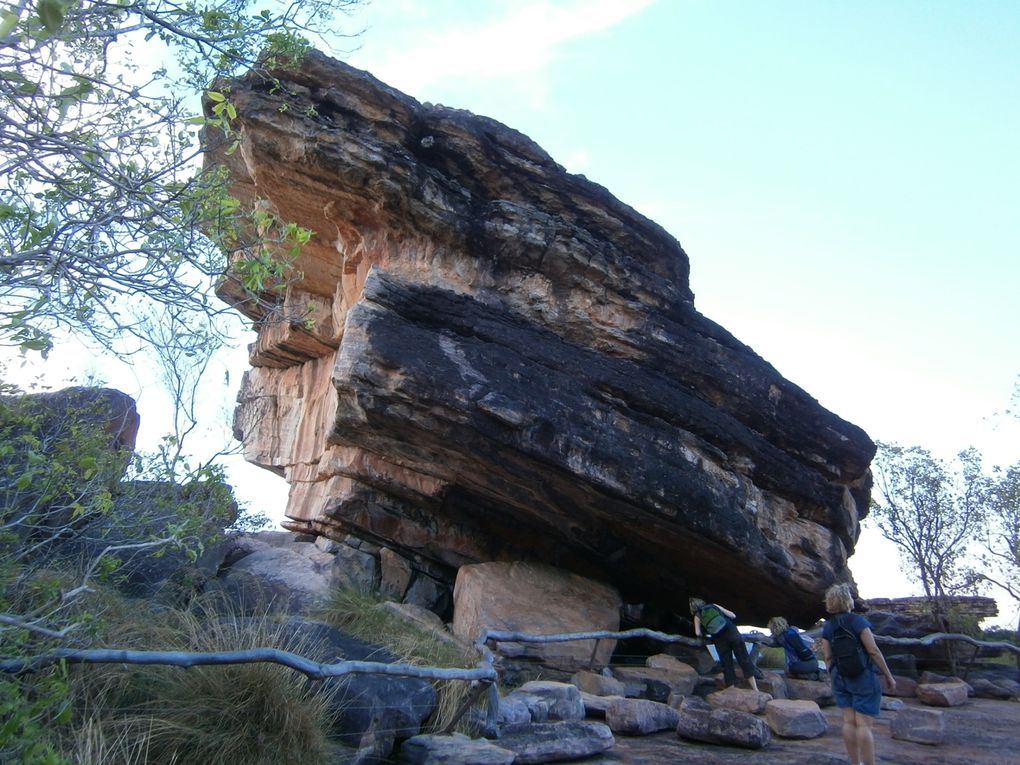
[{"x1": 832, "y1": 669, "x2": 881, "y2": 716}]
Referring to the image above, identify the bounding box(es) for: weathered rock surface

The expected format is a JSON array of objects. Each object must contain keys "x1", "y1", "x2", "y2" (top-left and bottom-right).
[
  {"x1": 705, "y1": 686, "x2": 773, "y2": 714},
  {"x1": 584, "y1": 695, "x2": 1020, "y2": 765},
  {"x1": 398, "y1": 733, "x2": 515, "y2": 765},
  {"x1": 496, "y1": 721, "x2": 615, "y2": 764},
  {"x1": 890, "y1": 706, "x2": 946, "y2": 745},
  {"x1": 916, "y1": 681, "x2": 970, "y2": 707},
  {"x1": 605, "y1": 697, "x2": 680, "y2": 735},
  {"x1": 675, "y1": 696, "x2": 772, "y2": 749},
  {"x1": 571, "y1": 669, "x2": 627, "y2": 698},
  {"x1": 207, "y1": 50, "x2": 876, "y2": 624},
  {"x1": 504, "y1": 681, "x2": 587, "y2": 722},
  {"x1": 612, "y1": 665, "x2": 698, "y2": 701},
  {"x1": 204, "y1": 541, "x2": 337, "y2": 614},
  {"x1": 452, "y1": 562, "x2": 620, "y2": 671},
  {"x1": 783, "y1": 677, "x2": 835, "y2": 706},
  {"x1": 764, "y1": 699, "x2": 827, "y2": 739},
  {"x1": 281, "y1": 617, "x2": 436, "y2": 755}
]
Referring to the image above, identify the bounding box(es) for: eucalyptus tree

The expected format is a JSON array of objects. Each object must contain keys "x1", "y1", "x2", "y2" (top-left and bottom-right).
[
  {"x1": 0, "y1": 0, "x2": 359, "y2": 356},
  {"x1": 0, "y1": 4, "x2": 363, "y2": 758},
  {"x1": 869, "y1": 443, "x2": 987, "y2": 616},
  {"x1": 973, "y1": 462, "x2": 1020, "y2": 664}
]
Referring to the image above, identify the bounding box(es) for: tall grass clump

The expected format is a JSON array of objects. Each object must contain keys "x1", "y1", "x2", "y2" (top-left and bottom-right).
[
  {"x1": 64, "y1": 596, "x2": 341, "y2": 765},
  {"x1": 316, "y1": 587, "x2": 482, "y2": 733}
]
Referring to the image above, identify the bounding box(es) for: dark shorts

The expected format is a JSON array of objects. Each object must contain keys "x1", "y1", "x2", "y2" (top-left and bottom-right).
[{"x1": 832, "y1": 668, "x2": 882, "y2": 716}]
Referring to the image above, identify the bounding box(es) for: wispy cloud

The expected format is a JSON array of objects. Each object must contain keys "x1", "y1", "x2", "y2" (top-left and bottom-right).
[{"x1": 359, "y1": 0, "x2": 658, "y2": 95}]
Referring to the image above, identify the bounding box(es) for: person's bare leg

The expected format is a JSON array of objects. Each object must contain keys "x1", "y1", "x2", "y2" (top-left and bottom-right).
[
  {"x1": 855, "y1": 711, "x2": 876, "y2": 765},
  {"x1": 748, "y1": 675, "x2": 759, "y2": 692},
  {"x1": 840, "y1": 707, "x2": 859, "y2": 764}
]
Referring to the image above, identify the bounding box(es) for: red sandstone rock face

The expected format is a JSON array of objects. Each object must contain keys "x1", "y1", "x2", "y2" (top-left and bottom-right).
[{"x1": 206, "y1": 51, "x2": 875, "y2": 626}]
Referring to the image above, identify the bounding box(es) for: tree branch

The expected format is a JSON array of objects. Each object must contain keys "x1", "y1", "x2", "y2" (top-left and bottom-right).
[{"x1": 0, "y1": 647, "x2": 500, "y2": 682}]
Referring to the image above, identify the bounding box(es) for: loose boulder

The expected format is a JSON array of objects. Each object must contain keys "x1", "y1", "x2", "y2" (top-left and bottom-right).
[
  {"x1": 504, "y1": 681, "x2": 586, "y2": 722},
  {"x1": 605, "y1": 697, "x2": 680, "y2": 735},
  {"x1": 764, "y1": 699, "x2": 827, "y2": 739},
  {"x1": 916, "y1": 681, "x2": 970, "y2": 708},
  {"x1": 452, "y1": 561, "x2": 620, "y2": 671},
  {"x1": 890, "y1": 706, "x2": 946, "y2": 745},
  {"x1": 676, "y1": 697, "x2": 771, "y2": 749}
]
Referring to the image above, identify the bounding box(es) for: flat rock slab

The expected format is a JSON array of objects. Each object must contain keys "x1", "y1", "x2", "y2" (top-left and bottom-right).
[
  {"x1": 398, "y1": 733, "x2": 515, "y2": 765},
  {"x1": 497, "y1": 721, "x2": 615, "y2": 764},
  {"x1": 891, "y1": 706, "x2": 946, "y2": 746}
]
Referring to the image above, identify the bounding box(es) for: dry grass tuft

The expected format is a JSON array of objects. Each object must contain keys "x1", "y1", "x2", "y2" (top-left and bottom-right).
[
  {"x1": 316, "y1": 587, "x2": 486, "y2": 733},
  {"x1": 65, "y1": 596, "x2": 342, "y2": 765}
]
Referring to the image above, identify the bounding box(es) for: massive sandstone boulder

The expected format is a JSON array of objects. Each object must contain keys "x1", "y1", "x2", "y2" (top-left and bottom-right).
[{"x1": 205, "y1": 50, "x2": 875, "y2": 626}]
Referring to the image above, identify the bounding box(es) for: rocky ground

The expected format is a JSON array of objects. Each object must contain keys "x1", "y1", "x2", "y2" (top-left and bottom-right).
[{"x1": 586, "y1": 695, "x2": 1020, "y2": 765}]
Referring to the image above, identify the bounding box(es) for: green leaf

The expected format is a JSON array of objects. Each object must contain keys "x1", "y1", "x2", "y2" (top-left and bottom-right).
[
  {"x1": 0, "y1": 10, "x2": 19, "y2": 38},
  {"x1": 36, "y1": 0, "x2": 65, "y2": 34},
  {"x1": 206, "y1": 90, "x2": 226, "y2": 102}
]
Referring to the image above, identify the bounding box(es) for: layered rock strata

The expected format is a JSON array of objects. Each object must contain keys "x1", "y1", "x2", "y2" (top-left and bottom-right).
[{"x1": 206, "y1": 51, "x2": 875, "y2": 625}]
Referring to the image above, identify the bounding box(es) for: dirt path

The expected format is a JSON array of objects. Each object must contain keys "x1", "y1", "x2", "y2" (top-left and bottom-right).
[{"x1": 586, "y1": 696, "x2": 1020, "y2": 765}]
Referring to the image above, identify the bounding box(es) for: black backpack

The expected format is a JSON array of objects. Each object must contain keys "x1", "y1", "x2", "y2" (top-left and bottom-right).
[{"x1": 830, "y1": 614, "x2": 868, "y2": 678}]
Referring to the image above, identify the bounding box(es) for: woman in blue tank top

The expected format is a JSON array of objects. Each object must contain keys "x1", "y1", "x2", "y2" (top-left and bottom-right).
[{"x1": 820, "y1": 584, "x2": 896, "y2": 765}]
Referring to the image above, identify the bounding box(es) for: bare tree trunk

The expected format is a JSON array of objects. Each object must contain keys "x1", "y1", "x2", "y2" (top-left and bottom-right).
[
  {"x1": 1015, "y1": 610, "x2": 1020, "y2": 681},
  {"x1": 933, "y1": 596, "x2": 958, "y2": 676}
]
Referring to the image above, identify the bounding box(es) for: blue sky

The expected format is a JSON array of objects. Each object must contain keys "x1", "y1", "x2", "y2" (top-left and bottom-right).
[{"x1": 334, "y1": 0, "x2": 1020, "y2": 619}]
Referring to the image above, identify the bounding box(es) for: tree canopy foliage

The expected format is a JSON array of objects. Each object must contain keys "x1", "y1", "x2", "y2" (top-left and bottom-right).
[
  {"x1": 0, "y1": 2, "x2": 362, "y2": 758},
  {"x1": 975, "y1": 462, "x2": 1020, "y2": 627},
  {"x1": 869, "y1": 442, "x2": 987, "y2": 605},
  {"x1": 0, "y1": 0, "x2": 358, "y2": 356}
]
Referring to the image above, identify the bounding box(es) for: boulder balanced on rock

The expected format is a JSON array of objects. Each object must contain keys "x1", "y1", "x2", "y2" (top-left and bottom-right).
[{"x1": 205, "y1": 49, "x2": 876, "y2": 626}]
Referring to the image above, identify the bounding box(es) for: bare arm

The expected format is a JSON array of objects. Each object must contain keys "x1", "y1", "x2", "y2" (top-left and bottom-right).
[
  {"x1": 693, "y1": 613, "x2": 702, "y2": 638},
  {"x1": 821, "y1": 638, "x2": 832, "y2": 671},
  {"x1": 860, "y1": 628, "x2": 897, "y2": 689},
  {"x1": 718, "y1": 605, "x2": 736, "y2": 619}
]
